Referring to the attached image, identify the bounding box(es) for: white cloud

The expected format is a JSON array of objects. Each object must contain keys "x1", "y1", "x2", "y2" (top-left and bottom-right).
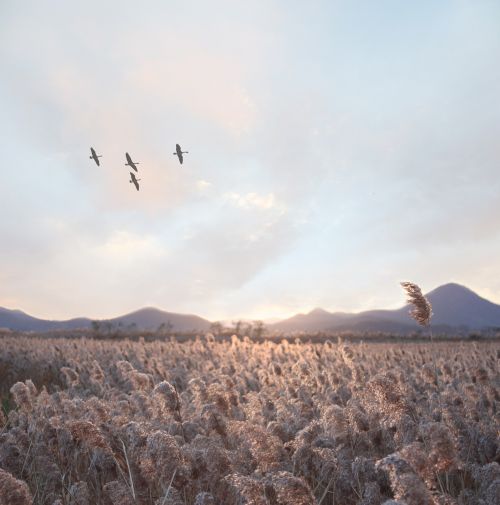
[
  {"x1": 1, "y1": 1, "x2": 500, "y2": 320},
  {"x1": 196, "y1": 180, "x2": 213, "y2": 193},
  {"x1": 223, "y1": 192, "x2": 286, "y2": 213},
  {"x1": 93, "y1": 231, "x2": 167, "y2": 264}
]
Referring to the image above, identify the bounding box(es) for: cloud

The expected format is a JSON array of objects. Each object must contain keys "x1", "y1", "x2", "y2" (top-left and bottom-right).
[
  {"x1": 196, "y1": 180, "x2": 213, "y2": 193},
  {"x1": 223, "y1": 192, "x2": 286, "y2": 213},
  {"x1": 1, "y1": 1, "x2": 500, "y2": 320},
  {"x1": 93, "y1": 231, "x2": 167, "y2": 264}
]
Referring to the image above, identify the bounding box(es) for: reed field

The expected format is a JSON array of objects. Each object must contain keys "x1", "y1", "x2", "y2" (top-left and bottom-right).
[{"x1": 0, "y1": 335, "x2": 498, "y2": 505}]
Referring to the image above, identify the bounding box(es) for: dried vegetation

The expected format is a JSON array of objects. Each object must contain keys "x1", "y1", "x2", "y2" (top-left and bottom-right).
[{"x1": 0, "y1": 335, "x2": 498, "y2": 504}]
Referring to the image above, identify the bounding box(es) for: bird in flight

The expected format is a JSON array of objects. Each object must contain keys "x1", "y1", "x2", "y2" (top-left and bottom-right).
[
  {"x1": 173, "y1": 143, "x2": 188, "y2": 164},
  {"x1": 129, "y1": 172, "x2": 140, "y2": 191},
  {"x1": 89, "y1": 147, "x2": 102, "y2": 166},
  {"x1": 125, "y1": 152, "x2": 140, "y2": 172}
]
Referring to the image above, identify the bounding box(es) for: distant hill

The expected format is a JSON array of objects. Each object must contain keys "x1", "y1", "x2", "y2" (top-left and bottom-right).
[
  {"x1": 271, "y1": 283, "x2": 500, "y2": 333},
  {"x1": 2, "y1": 283, "x2": 499, "y2": 334},
  {"x1": 0, "y1": 307, "x2": 91, "y2": 332},
  {"x1": 105, "y1": 307, "x2": 211, "y2": 332},
  {"x1": 0, "y1": 306, "x2": 211, "y2": 332},
  {"x1": 406, "y1": 283, "x2": 500, "y2": 328}
]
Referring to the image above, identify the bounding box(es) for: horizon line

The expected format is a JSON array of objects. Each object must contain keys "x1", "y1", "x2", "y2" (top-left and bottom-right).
[{"x1": 1, "y1": 282, "x2": 495, "y2": 324}]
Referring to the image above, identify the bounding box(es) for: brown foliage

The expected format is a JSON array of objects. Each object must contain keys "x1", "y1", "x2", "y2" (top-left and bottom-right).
[{"x1": 0, "y1": 335, "x2": 497, "y2": 504}]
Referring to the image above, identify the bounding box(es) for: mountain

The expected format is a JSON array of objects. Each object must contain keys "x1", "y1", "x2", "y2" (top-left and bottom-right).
[
  {"x1": 105, "y1": 307, "x2": 211, "y2": 332},
  {"x1": 2, "y1": 283, "x2": 499, "y2": 334},
  {"x1": 271, "y1": 283, "x2": 500, "y2": 333},
  {"x1": 0, "y1": 307, "x2": 91, "y2": 332},
  {"x1": 409, "y1": 283, "x2": 500, "y2": 328},
  {"x1": 0, "y1": 306, "x2": 211, "y2": 332}
]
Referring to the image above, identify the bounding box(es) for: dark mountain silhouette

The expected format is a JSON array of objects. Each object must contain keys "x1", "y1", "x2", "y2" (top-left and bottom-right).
[
  {"x1": 0, "y1": 306, "x2": 211, "y2": 332},
  {"x1": 407, "y1": 283, "x2": 500, "y2": 327},
  {"x1": 105, "y1": 307, "x2": 211, "y2": 331},
  {"x1": 0, "y1": 307, "x2": 91, "y2": 332},
  {"x1": 1, "y1": 283, "x2": 499, "y2": 334},
  {"x1": 271, "y1": 283, "x2": 500, "y2": 333}
]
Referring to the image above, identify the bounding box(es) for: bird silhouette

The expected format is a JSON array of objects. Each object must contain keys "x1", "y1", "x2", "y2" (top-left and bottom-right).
[
  {"x1": 125, "y1": 152, "x2": 140, "y2": 172},
  {"x1": 173, "y1": 143, "x2": 188, "y2": 164},
  {"x1": 89, "y1": 147, "x2": 102, "y2": 166},
  {"x1": 129, "y1": 172, "x2": 140, "y2": 191}
]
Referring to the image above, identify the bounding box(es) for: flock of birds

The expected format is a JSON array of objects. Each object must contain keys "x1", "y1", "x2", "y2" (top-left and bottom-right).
[{"x1": 89, "y1": 144, "x2": 188, "y2": 191}]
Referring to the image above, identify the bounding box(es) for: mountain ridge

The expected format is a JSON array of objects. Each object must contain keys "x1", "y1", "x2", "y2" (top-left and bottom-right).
[
  {"x1": 0, "y1": 306, "x2": 211, "y2": 332},
  {"x1": 1, "y1": 283, "x2": 500, "y2": 333},
  {"x1": 270, "y1": 283, "x2": 500, "y2": 332}
]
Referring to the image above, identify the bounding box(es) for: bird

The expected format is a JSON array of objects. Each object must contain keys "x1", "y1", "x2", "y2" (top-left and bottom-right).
[
  {"x1": 129, "y1": 172, "x2": 140, "y2": 191},
  {"x1": 125, "y1": 152, "x2": 140, "y2": 172},
  {"x1": 89, "y1": 147, "x2": 102, "y2": 166},
  {"x1": 173, "y1": 143, "x2": 188, "y2": 164}
]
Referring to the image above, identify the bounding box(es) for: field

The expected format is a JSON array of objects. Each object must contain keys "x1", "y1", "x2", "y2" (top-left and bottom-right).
[{"x1": 0, "y1": 335, "x2": 498, "y2": 505}]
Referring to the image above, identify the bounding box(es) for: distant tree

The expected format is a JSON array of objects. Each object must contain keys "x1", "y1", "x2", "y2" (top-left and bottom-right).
[
  {"x1": 102, "y1": 321, "x2": 114, "y2": 335},
  {"x1": 232, "y1": 320, "x2": 243, "y2": 336},
  {"x1": 209, "y1": 321, "x2": 224, "y2": 336},
  {"x1": 91, "y1": 320, "x2": 101, "y2": 333},
  {"x1": 253, "y1": 320, "x2": 266, "y2": 339},
  {"x1": 157, "y1": 321, "x2": 174, "y2": 336},
  {"x1": 242, "y1": 322, "x2": 253, "y2": 338}
]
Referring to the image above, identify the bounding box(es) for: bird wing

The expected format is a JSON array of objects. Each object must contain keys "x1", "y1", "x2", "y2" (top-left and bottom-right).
[{"x1": 90, "y1": 149, "x2": 99, "y2": 165}]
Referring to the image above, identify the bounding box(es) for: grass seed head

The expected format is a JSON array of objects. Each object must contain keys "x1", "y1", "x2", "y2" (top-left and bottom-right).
[
  {"x1": 400, "y1": 282, "x2": 433, "y2": 327},
  {"x1": 0, "y1": 468, "x2": 33, "y2": 505}
]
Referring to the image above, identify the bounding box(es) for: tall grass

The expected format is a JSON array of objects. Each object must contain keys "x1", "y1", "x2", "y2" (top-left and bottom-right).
[{"x1": 0, "y1": 333, "x2": 498, "y2": 504}]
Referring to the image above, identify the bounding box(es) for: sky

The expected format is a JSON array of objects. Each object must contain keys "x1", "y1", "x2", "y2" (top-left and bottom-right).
[{"x1": 1, "y1": 1, "x2": 500, "y2": 322}]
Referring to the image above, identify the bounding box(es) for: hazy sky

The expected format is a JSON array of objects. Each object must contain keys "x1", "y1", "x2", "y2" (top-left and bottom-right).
[{"x1": 1, "y1": 1, "x2": 500, "y2": 321}]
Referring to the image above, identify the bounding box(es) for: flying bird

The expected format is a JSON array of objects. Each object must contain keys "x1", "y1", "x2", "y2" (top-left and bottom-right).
[
  {"x1": 129, "y1": 172, "x2": 140, "y2": 191},
  {"x1": 89, "y1": 147, "x2": 102, "y2": 166},
  {"x1": 173, "y1": 143, "x2": 188, "y2": 164},
  {"x1": 125, "y1": 152, "x2": 140, "y2": 172}
]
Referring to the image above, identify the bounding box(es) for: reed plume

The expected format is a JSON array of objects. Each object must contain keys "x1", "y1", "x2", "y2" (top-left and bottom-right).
[
  {"x1": 0, "y1": 469, "x2": 33, "y2": 505},
  {"x1": 0, "y1": 332, "x2": 497, "y2": 504},
  {"x1": 400, "y1": 282, "x2": 432, "y2": 327}
]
